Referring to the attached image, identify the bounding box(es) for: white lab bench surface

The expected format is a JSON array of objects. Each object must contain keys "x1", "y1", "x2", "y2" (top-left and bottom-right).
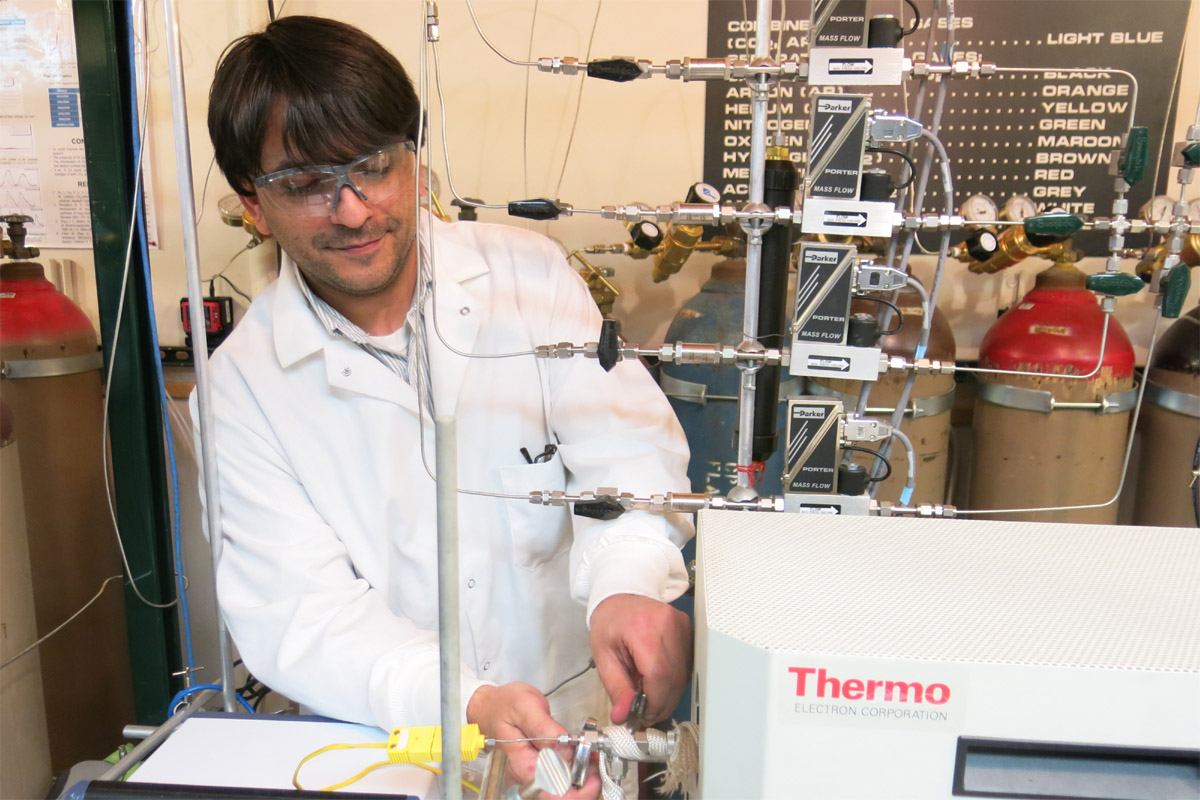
[{"x1": 128, "y1": 714, "x2": 442, "y2": 797}]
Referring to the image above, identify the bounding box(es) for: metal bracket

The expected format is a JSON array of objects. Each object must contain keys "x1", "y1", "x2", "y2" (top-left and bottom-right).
[
  {"x1": 977, "y1": 382, "x2": 1138, "y2": 414},
  {"x1": 803, "y1": 381, "x2": 955, "y2": 419},
  {"x1": 0, "y1": 351, "x2": 103, "y2": 379},
  {"x1": 1143, "y1": 381, "x2": 1200, "y2": 419}
]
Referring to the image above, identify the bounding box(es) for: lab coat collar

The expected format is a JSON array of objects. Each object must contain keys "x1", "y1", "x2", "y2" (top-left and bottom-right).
[{"x1": 271, "y1": 214, "x2": 487, "y2": 413}]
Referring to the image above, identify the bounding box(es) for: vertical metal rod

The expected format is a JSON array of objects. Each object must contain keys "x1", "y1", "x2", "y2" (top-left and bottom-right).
[
  {"x1": 435, "y1": 416, "x2": 463, "y2": 800},
  {"x1": 734, "y1": 0, "x2": 774, "y2": 489},
  {"x1": 160, "y1": 0, "x2": 237, "y2": 712}
]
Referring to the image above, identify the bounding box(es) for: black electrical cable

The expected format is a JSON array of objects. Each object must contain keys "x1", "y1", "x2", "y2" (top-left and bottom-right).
[
  {"x1": 209, "y1": 274, "x2": 253, "y2": 305},
  {"x1": 867, "y1": 147, "x2": 916, "y2": 189},
  {"x1": 856, "y1": 295, "x2": 904, "y2": 335},
  {"x1": 843, "y1": 446, "x2": 892, "y2": 482},
  {"x1": 267, "y1": 0, "x2": 276, "y2": 20},
  {"x1": 1191, "y1": 434, "x2": 1199, "y2": 527},
  {"x1": 901, "y1": 0, "x2": 921, "y2": 35}
]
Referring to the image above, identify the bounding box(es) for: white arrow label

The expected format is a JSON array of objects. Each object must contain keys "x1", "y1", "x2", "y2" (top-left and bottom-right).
[
  {"x1": 824, "y1": 211, "x2": 868, "y2": 226},
  {"x1": 808, "y1": 356, "x2": 851, "y2": 371},
  {"x1": 829, "y1": 59, "x2": 874, "y2": 74}
]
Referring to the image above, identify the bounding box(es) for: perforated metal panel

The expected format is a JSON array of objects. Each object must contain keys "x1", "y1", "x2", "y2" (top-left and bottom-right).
[{"x1": 698, "y1": 511, "x2": 1200, "y2": 671}]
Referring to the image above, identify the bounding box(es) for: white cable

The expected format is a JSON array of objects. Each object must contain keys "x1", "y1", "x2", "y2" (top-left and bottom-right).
[
  {"x1": 955, "y1": 311, "x2": 1163, "y2": 516},
  {"x1": 414, "y1": 11, "x2": 534, "y2": 501},
  {"x1": 429, "y1": 42, "x2": 508, "y2": 213},
  {"x1": 0, "y1": 575, "x2": 124, "y2": 670},
  {"x1": 463, "y1": 0, "x2": 541, "y2": 67},
  {"x1": 100, "y1": 17, "x2": 180, "y2": 610}
]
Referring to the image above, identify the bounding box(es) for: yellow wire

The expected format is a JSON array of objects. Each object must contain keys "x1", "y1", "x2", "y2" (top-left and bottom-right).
[
  {"x1": 292, "y1": 741, "x2": 482, "y2": 794},
  {"x1": 321, "y1": 759, "x2": 393, "y2": 791}
]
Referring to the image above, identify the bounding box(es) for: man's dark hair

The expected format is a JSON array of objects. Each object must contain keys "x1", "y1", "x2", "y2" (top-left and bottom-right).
[{"x1": 208, "y1": 16, "x2": 421, "y2": 196}]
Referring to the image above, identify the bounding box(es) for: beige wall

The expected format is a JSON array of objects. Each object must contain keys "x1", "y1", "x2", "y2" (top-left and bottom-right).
[{"x1": 38, "y1": 0, "x2": 1200, "y2": 358}]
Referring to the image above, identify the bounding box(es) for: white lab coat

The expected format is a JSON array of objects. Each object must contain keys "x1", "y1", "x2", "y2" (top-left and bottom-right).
[{"x1": 195, "y1": 215, "x2": 693, "y2": 731}]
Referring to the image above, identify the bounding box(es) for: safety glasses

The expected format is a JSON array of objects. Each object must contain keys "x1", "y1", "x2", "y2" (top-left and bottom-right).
[{"x1": 252, "y1": 140, "x2": 416, "y2": 217}]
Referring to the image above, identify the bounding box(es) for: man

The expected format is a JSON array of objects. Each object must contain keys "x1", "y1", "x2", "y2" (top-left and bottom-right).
[{"x1": 197, "y1": 14, "x2": 693, "y2": 790}]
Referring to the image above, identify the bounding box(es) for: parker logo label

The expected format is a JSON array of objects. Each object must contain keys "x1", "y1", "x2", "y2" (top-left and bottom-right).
[{"x1": 781, "y1": 662, "x2": 964, "y2": 729}]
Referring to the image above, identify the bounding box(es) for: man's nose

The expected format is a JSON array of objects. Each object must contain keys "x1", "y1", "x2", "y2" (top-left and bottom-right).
[{"x1": 329, "y1": 184, "x2": 371, "y2": 228}]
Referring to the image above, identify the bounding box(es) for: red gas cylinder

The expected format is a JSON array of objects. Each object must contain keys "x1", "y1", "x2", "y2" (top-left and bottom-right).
[
  {"x1": 0, "y1": 261, "x2": 135, "y2": 770},
  {"x1": 968, "y1": 262, "x2": 1136, "y2": 523}
]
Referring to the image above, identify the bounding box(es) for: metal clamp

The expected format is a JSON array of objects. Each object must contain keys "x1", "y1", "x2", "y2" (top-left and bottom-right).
[
  {"x1": 977, "y1": 382, "x2": 1138, "y2": 414},
  {"x1": 0, "y1": 351, "x2": 103, "y2": 379},
  {"x1": 1143, "y1": 381, "x2": 1200, "y2": 418},
  {"x1": 804, "y1": 380, "x2": 955, "y2": 419}
]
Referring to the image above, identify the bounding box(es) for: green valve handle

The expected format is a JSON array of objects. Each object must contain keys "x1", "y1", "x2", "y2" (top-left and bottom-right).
[
  {"x1": 1087, "y1": 272, "x2": 1145, "y2": 297},
  {"x1": 1180, "y1": 141, "x2": 1200, "y2": 168},
  {"x1": 1119, "y1": 127, "x2": 1150, "y2": 186},
  {"x1": 1161, "y1": 265, "x2": 1192, "y2": 319},
  {"x1": 1023, "y1": 212, "x2": 1084, "y2": 246}
]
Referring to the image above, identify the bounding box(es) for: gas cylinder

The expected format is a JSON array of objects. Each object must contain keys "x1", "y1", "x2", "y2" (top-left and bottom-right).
[
  {"x1": 809, "y1": 281, "x2": 957, "y2": 504},
  {"x1": 658, "y1": 259, "x2": 795, "y2": 496},
  {"x1": 969, "y1": 261, "x2": 1136, "y2": 523},
  {"x1": 0, "y1": 401, "x2": 52, "y2": 799},
  {"x1": 1132, "y1": 306, "x2": 1198, "y2": 527},
  {"x1": 0, "y1": 258, "x2": 135, "y2": 770}
]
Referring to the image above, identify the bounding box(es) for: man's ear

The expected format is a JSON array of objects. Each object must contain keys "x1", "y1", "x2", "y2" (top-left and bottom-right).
[{"x1": 240, "y1": 194, "x2": 272, "y2": 237}]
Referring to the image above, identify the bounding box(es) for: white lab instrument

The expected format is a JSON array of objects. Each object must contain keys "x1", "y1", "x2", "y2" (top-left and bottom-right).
[{"x1": 694, "y1": 510, "x2": 1200, "y2": 799}]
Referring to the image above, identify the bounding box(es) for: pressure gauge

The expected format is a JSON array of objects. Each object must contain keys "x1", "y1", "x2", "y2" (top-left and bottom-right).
[
  {"x1": 960, "y1": 194, "x2": 998, "y2": 224},
  {"x1": 1187, "y1": 198, "x2": 1200, "y2": 222},
  {"x1": 1140, "y1": 195, "x2": 1175, "y2": 224},
  {"x1": 1001, "y1": 195, "x2": 1037, "y2": 223}
]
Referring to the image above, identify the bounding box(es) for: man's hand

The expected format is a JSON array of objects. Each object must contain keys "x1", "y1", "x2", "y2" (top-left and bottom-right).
[
  {"x1": 589, "y1": 593, "x2": 692, "y2": 726},
  {"x1": 466, "y1": 683, "x2": 599, "y2": 798}
]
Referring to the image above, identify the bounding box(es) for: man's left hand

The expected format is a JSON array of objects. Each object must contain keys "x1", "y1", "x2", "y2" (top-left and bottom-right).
[{"x1": 589, "y1": 593, "x2": 692, "y2": 726}]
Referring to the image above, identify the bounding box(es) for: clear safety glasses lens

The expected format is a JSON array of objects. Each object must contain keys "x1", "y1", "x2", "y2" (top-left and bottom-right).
[{"x1": 255, "y1": 141, "x2": 414, "y2": 218}]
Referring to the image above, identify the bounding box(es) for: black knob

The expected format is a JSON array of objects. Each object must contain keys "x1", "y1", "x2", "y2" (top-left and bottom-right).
[
  {"x1": 838, "y1": 462, "x2": 871, "y2": 496},
  {"x1": 860, "y1": 169, "x2": 894, "y2": 202},
  {"x1": 868, "y1": 15, "x2": 903, "y2": 48},
  {"x1": 629, "y1": 221, "x2": 663, "y2": 252},
  {"x1": 848, "y1": 312, "x2": 881, "y2": 347},
  {"x1": 965, "y1": 229, "x2": 999, "y2": 261}
]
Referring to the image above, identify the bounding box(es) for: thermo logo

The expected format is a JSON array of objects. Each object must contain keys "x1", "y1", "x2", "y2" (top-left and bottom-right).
[{"x1": 789, "y1": 667, "x2": 951, "y2": 705}]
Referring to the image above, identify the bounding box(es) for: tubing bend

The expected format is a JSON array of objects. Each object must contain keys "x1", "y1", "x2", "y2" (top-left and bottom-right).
[{"x1": 751, "y1": 150, "x2": 798, "y2": 463}]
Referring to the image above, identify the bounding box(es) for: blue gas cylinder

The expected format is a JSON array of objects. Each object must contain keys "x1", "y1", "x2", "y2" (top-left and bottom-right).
[{"x1": 659, "y1": 259, "x2": 795, "y2": 496}]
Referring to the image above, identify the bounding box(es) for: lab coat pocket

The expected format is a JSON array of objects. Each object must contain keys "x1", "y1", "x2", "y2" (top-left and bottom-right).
[{"x1": 498, "y1": 455, "x2": 571, "y2": 571}]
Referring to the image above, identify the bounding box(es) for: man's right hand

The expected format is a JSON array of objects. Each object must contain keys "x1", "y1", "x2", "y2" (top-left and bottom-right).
[{"x1": 466, "y1": 683, "x2": 599, "y2": 798}]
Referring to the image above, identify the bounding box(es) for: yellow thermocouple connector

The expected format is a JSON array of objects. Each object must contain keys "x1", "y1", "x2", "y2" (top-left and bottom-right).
[{"x1": 387, "y1": 724, "x2": 488, "y2": 764}]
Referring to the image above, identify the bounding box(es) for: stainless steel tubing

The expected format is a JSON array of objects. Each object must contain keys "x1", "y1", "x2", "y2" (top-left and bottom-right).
[
  {"x1": 100, "y1": 690, "x2": 218, "y2": 780},
  {"x1": 734, "y1": 0, "x2": 775, "y2": 490},
  {"x1": 435, "y1": 416, "x2": 463, "y2": 800},
  {"x1": 160, "y1": 0, "x2": 237, "y2": 710}
]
